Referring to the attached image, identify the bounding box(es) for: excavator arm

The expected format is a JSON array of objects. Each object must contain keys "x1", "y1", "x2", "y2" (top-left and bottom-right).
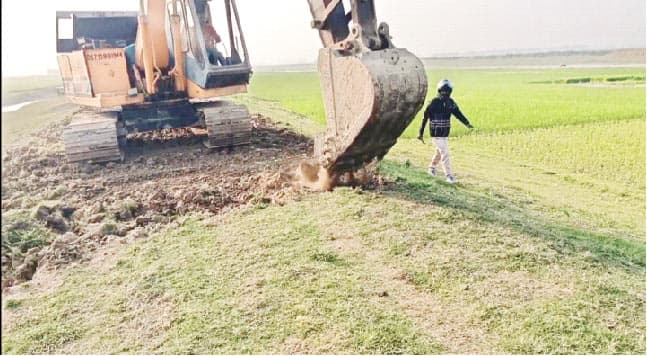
[
  {"x1": 56, "y1": 0, "x2": 428, "y2": 182},
  {"x1": 157, "y1": 0, "x2": 428, "y2": 176},
  {"x1": 306, "y1": 0, "x2": 429, "y2": 177}
]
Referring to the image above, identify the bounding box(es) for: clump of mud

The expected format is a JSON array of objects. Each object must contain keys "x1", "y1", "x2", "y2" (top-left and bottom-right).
[
  {"x1": 0, "y1": 115, "x2": 308, "y2": 288},
  {"x1": 296, "y1": 161, "x2": 334, "y2": 191},
  {"x1": 296, "y1": 160, "x2": 384, "y2": 192}
]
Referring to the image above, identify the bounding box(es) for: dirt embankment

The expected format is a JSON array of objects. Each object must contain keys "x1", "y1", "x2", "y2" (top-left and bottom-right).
[{"x1": 1, "y1": 115, "x2": 315, "y2": 288}]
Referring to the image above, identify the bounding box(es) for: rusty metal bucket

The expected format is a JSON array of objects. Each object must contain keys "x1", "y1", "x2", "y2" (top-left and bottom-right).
[{"x1": 315, "y1": 47, "x2": 428, "y2": 175}]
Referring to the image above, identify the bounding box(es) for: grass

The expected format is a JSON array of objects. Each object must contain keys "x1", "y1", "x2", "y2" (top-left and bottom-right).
[
  {"x1": 532, "y1": 75, "x2": 646, "y2": 84},
  {"x1": 388, "y1": 128, "x2": 645, "y2": 241},
  {"x1": 1, "y1": 209, "x2": 444, "y2": 354},
  {"x1": 456, "y1": 119, "x2": 646, "y2": 190},
  {"x1": 2, "y1": 189, "x2": 644, "y2": 353},
  {"x1": 248, "y1": 67, "x2": 645, "y2": 238},
  {"x1": 1, "y1": 98, "x2": 74, "y2": 146},
  {"x1": 379, "y1": 161, "x2": 645, "y2": 268},
  {"x1": 1, "y1": 75, "x2": 62, "y2": 95},
  {"x1": 249, "y1": 72, "x2": 326, "y2": 126},
  {"x1": 493, "y1": 293, "x2": 645, "y2": 354},
  {"x1": 249, "y1": 67, "x2": 646, "y2": 138},
  {"x1": 606, "y1": 75, "x2": 646, "y2": 82},
  {"x1": 2, "y1": 67, "x2": 646, "y2": 354},
  {"x1": 1, "y1": 210, "x2": 52, "y2": 260},
  {"x1": 1, "y1": 74, "x2": 70, "y2": 147}
]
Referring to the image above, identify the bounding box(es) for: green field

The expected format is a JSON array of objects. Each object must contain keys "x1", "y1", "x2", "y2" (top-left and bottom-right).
[
  {"x1": 2, "y1": 67, "x2": 646, "y2": 354},
  {"x1": 1, "y1": 75, "x2": 62, "y2": 95},
  {"x1": 249, "y1": 68, "x2": 646, "y2": 137},
  {"x1": 247, "y1": 68, "x2": 646, "y2": 237},
  {"x1": 1, "y1": 75, "x2": 72, "y2": 146}
]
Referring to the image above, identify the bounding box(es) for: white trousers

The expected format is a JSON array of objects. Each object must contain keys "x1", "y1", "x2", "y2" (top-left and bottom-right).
[{"x1": 429, "y1": 137, "x2": 453, "y2": 177}]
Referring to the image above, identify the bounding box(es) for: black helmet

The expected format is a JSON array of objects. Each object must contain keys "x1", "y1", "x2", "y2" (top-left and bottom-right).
[{"x1": 437, "y1": 79, "x2": 453, "y2": 95}]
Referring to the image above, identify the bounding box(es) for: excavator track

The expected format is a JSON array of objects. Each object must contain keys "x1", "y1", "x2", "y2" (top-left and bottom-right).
[
  {"x1": 201, "y1": 101, "x2": 252, "y2": 149},
  {"x1": 63, "y1": 111, "x2": 125, "y2": 163}
]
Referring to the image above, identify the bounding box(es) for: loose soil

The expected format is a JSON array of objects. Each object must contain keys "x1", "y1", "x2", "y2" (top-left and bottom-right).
[{"x1": 1, "y1": 115, "x2": 315, "y2": 288}]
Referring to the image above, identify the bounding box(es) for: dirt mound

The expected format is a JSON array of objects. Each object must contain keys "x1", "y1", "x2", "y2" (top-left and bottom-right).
[{"x1": 1, "y1": 114, "x2": 312, "y2": 288}]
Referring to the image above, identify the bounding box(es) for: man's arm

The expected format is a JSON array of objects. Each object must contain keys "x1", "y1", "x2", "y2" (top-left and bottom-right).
[
  {"x1": 418, "y1": 106, "x2": 430, "y2": 139},
  {"x1": 203, "y1": 23, "x2": 222, "y2": 45},
  {"x1": 451, "y1": 104, "x2": 474, "y2": 129}
]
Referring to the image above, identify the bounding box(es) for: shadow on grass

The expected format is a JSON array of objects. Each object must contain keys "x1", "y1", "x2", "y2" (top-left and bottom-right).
[{"x1": 379, "y1": 160, "x2": 645, "y2": 269}]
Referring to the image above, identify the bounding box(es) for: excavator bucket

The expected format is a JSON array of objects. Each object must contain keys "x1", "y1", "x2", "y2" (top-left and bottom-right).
[
  {"x1": 307, "y1": 0, "x2": 428, "y2": 180},
  {"x1": 315, "y1": 48, "x2": 427, "y2": 173}
]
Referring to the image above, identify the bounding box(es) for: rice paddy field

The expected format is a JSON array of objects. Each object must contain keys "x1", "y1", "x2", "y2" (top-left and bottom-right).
[
  {"x1": 249, "y1": 68, "x2": 646, "y2": 136},
  {"x1": 2, "y1": 65, "x2": 646, "y2": 354},
  {"x1": 246, "y1": 67, "x2": 646, "y2": 240}
]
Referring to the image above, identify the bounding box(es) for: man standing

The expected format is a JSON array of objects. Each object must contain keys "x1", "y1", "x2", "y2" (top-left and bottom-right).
[{"x1": 418, "y1": 79, "x2": 474, "y2": 184}]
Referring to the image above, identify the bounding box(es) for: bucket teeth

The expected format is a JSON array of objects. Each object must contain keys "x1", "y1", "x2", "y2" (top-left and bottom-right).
[
  {"x1": 63, "y1": 111, "x2": 124, "y2": 163},
  {"x1": 316, "y1": 48, "x2": 428, "y2": 174}
]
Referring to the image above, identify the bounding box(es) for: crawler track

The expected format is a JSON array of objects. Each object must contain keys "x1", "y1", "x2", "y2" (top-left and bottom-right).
[
  {"x1": 202, "y1": 102, "x2": 252, "y2": 149},
  {"x1": 63, "y1": 111, "x2": 124, "y2": 163}
]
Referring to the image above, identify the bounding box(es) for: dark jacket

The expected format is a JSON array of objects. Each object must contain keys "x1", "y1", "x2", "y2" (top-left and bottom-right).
[{"x1": 419, "y1": 96, "x2": 472, "y2": 138}]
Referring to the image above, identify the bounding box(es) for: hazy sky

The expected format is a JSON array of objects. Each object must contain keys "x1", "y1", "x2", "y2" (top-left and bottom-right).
[{"x1": 2, "y1": 0, "x2": 645, "y2": 76}]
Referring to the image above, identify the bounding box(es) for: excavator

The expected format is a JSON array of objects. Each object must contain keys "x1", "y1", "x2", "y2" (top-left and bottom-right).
[{"x1": 55, "y1": 0, "x2": 428, "y2": 183}]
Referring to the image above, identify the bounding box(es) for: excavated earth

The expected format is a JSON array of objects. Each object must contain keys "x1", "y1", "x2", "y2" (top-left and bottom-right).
[{"x1": 1, "y1": 115, "x2": 323, "y2": 289}]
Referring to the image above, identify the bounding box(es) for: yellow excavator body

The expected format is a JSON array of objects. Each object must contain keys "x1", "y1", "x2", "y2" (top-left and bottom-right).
[{"x1": 55, "y1": 0, "x2": 428, "y2": 184}]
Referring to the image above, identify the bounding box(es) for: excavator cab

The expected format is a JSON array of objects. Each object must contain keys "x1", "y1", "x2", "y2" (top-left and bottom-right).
[
  {"x1": 178, "y1": 0, "x2": 252, "y2": 90},
  {"x1": 56, "y1": 1, "x2": 251, "y2": 97}
]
